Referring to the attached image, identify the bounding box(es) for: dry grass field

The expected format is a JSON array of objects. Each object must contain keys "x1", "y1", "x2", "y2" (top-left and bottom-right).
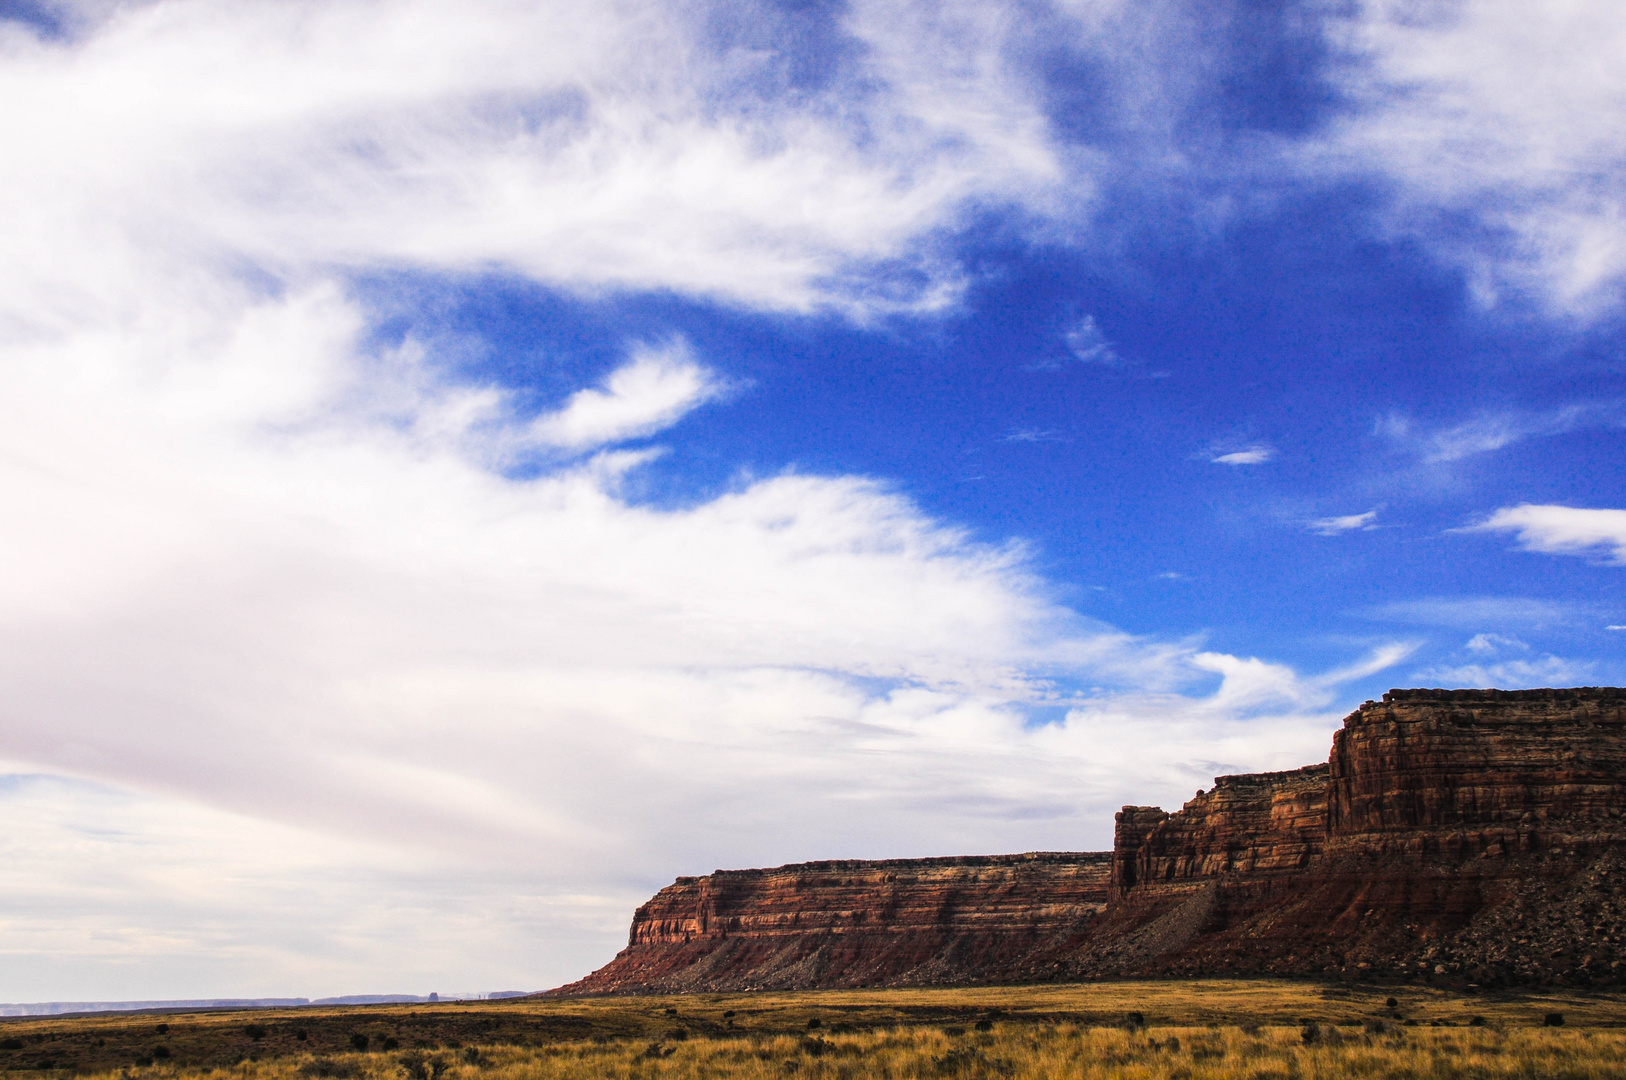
[{"x1": 1, "y1": 981, "x2": 1622, "y2": 1078}]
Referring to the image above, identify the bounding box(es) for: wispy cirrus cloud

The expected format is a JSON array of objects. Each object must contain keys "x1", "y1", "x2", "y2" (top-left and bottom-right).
[
  {"x1": 1002, "y1": 428, "x2": 1066, "y2": 443},
  {"x1": 1055, "y1": 642, "x2": 1414, "y2": 811},
  {"x1": 1362, "y1": 595, "x2": 1585, "y2": 630},
  {"x1": 1377, "y1": 402, "x2": 1626, "y2": 463},
  {"x1": 0, "y1": 0, "x2": 1085, "y2": 321},
  {"x1": 1412, "y1": 657, "x2": 1597, "y2": 689}
]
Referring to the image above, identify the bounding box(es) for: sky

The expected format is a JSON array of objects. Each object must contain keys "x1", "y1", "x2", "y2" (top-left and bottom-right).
[{"x1": 0, "y1": 0, "x2": 1624, "y2": 1001}]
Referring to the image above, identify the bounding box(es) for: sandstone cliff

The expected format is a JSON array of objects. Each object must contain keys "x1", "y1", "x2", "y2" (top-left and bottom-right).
[
  {"x1": 552, "y1": 853, "x2": 1112, "y2": 995},
  {"x1": 555, "y1": 688, "x2": 1626, "y2": 993}
]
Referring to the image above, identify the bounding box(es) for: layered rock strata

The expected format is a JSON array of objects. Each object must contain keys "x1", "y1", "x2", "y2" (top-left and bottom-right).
[
  {"x1": 557, "y1": 688, "x2": 1626, "y2": 993},
  {"x1": 1112, "y1": 764, "x2": 1329, "y2": 895},
  {"x1": 1327, "y1": 688, "x2": 1626, "y2": 859},
  {"x1": 551, "y1": 853, "x2": 1112, "y2": 995},
  {"x1": 1045, "y1": 689, "x2": 1626, "y2": 983}
]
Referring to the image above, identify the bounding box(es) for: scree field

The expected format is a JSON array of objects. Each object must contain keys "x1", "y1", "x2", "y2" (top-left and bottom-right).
[{"x1": 3, "y1": 982, "x2": 1624, "y2": 1080}]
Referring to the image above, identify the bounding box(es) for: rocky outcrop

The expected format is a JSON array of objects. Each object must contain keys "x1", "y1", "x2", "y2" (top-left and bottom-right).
[
  {"x1": 551, "y1": 853, "x2": 1112, "y2": 994},
  {"x1": 1113, "y1": 765, "x2": 1329, "y2": 895},
  {"x1": 1109, "y1": 807, "x2": 1168, "y2": 893},
  {"x1": 555, "y1": 688, "x2": 1626, "y2": 993}
]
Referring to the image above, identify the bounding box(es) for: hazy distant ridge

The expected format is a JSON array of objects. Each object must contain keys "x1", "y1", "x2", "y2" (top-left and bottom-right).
[{"x1": 0, "y1": 993, "x2": 532, "y2": 1018}]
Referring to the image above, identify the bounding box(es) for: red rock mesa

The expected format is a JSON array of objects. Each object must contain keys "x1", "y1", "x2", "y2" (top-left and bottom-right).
[{"x1": 554, "y1": 688, "x2": 1626, "y2": 993}]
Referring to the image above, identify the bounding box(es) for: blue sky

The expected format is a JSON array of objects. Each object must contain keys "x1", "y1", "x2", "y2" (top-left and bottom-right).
[
  {"x1": 0, "y1": 0, "x2": 1624, "y2": 1000},
  {"x1": 381, "y1": 193, "x2": 1626, "y2": 688}
]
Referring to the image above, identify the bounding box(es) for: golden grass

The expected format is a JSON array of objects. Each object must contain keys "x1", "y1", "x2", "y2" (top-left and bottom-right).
[
  {"x1": 41, "y1": 1023, "x2": 1626, "y2": 1080},
  {"x1": 2, "y1": 981, "x2": 1623, "y2": 1076},
  {"x1": 623, "y1": 979, "x2": 1626, "y2": 1028}
]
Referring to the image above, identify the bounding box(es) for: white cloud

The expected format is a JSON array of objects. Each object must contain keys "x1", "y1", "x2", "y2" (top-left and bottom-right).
[
  {"x1": 1210, "y1": 444, "x2": 1274, "y2": 465},
  {"x1": 0, "y1": 0, "x2": 1088, "y2": 319},
  {"x1": 1310, "y1": 508, "x2": 1379, "y2": 535},
  {"x1": 527, "y1": 341, "x2": 721, "y2": 452},
  {"x1": 10, "y1": 0, "x2": 1612, "y2": 332},
  {"x1": 1316, "y1": 0, "x2": 1626, "y2": 317},
  {"x1": 1472, "y1": 503, "x2": 1626, "y2": 563},
  {"x1": 1314, "y1": 642, "x2": 1419, "y2": 687}
]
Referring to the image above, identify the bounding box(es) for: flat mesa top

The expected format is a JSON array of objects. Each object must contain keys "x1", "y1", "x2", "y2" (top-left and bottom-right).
[
  {"x1": 673, "y1": 852, "x2": 1113, "y2": 883},
  {"x1": 1380, "y1": 687, "x2": 1626, "y2": 703}
]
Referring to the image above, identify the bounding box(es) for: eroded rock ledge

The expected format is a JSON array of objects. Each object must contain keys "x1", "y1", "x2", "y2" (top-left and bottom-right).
[{"x1": 553, "y1": 688, "x2": 1626, "y2": 993}]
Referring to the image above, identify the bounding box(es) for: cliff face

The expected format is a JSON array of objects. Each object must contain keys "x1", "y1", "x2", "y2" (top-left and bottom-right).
[
  {"x1": 1113, "y1": 765, "x2": 1329, "y2": 896},
  {"x1": 552, "y1": 854, "x2": 1112, "y2": 995},
  {"x1": 1327, "y1": 688, "x2": 1626, "y2": 858},
  {"x1": 555, "y1": 688, "x2": 1626, "y2": 994},
  {"x1": 1064, "y1": 689, "x2": 1626, "y2": 983}
]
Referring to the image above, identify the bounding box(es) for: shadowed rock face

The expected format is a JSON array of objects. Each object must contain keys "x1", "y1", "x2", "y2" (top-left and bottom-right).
[
  {"x1": 1328, "y1": 688, "x2": 1626, "y2": 858},
  {"x1": 1080, "y1": 689, "x2": 1626, "y2": 984},
  {"x1": 554, "y1": 688, "x2": 1626, "y2": 994}
]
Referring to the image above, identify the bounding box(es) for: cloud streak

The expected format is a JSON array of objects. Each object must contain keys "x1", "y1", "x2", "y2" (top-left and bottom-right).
[
  {"x1": 1210, "y1": 445, "x2": 1274, "y2": 466},
  {"x1": 1363, "y1": 595, "x2": 1585, "y2": 631},
  {"x1": 1310, "y1": 509, "x2": 1379, "y2": 535},
  {"x1": 1378, "y1": 403, "x2": 1626, "y2": 464}
]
